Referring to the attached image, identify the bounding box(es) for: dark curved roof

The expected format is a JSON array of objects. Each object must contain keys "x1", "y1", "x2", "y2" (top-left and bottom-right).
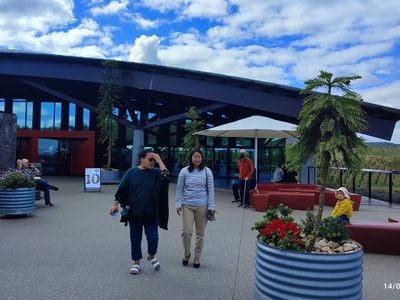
[{"x1": 1, "y1": 51, "x2": 399, "y2": 140}]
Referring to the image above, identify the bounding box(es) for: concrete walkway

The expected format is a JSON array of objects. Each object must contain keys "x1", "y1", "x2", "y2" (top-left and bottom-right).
[{"x1": 1, "y1": 176, "x2": 399, "y2": 300}]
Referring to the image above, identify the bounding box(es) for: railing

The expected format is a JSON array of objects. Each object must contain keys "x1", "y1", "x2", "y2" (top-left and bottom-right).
[{"x1": 307, "y1": 167, "x2": 400, "y2": 204}]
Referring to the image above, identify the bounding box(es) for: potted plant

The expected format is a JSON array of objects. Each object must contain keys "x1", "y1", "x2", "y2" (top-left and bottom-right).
[
  {"x1": 0, "y1": 169, "x2": 36, "y2": 216},
  {"x1": 252, "y1": 205, "x2": 363, "y2": 300},
  {"x1": 97, "y1": 60, "x2": 123, "y2": 184},
  {"x1": 252, "y1": 70, "x2": 367, "y2": 300}
]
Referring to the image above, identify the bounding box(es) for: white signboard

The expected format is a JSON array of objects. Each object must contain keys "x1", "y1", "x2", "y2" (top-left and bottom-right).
[{"x1": 84, "y1": 168, "x2": 101, "y2": 192}]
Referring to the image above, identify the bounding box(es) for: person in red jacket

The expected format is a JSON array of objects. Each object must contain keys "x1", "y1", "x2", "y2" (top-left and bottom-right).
[{"x1": 237, "y1": 149, "x2": 254, "y2": 208}]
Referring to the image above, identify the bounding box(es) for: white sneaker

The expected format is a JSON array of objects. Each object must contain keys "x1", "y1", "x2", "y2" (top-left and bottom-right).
[
  {"x1": 147, "y1": 256, "x2": 160, "y2": 271},
  {"x1": 129, "y1": 264, "x2": 140, "y2": 275}
]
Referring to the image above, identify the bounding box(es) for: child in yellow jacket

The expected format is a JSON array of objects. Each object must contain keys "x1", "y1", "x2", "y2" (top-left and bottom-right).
[{"x1": 331, "y1": 187, "x2": 353, "y2": 224}]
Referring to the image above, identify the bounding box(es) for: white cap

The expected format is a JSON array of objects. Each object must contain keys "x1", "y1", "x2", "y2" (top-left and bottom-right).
[{"x1": 336, "y1": 187, "x2": 350, "y2": 198}]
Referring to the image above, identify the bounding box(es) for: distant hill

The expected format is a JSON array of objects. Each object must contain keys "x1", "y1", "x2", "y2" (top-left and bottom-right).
[{"x1": 366, "y1": 142, "x2": 400, "y2": 149}]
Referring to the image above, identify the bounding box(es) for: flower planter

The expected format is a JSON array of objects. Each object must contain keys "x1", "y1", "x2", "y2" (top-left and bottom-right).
[
  {"x1": 255, "y1": 241, "x2": 363, "y2": 300},
  {"x1": 100, "y1": 168, "x2": 120, "y2": 184},
  {"x1": 0, "y1": 188, "x2": 36, "y2": 216}
]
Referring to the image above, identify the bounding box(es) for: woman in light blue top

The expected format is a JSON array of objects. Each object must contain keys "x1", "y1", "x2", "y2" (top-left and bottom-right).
[{"x1": 176, "y1": 149, "x2": 215, "y2": 268}]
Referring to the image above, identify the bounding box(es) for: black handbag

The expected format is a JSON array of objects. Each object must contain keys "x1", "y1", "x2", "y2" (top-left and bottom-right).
[
  {"x1": 120, "y1": 206, "x2": 130, "y2": 226},
  {"x1": 120, "y1": 187, "x2": 141, "y2": 227}
]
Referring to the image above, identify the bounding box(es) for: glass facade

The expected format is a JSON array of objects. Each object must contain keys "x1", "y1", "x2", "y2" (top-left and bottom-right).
[
  {"x1": 9, "y1": 97, "x2": 286, "y2": 181},
  {"x1": 69, "y1": 103, "x2": 76, "y2": 130},
  {"x1": 83, "y1": 108, "x2": 90, "y2": 130},
  {"x1": 41, "y1": 102, "x2": 61, "y2": 130},
  {"x1": 13, "y1": 99, "x2": 33, "y2": 129}
]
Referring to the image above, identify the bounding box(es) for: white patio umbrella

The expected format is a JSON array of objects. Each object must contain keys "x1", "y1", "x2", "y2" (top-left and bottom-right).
[{"x1": 194, "y1": 115, "x2": 298, "y2": 181}]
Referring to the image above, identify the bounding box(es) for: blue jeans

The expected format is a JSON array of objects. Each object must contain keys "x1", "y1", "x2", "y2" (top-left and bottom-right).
[
  {"x1": 35, "y1": 179, "x2": 52, "y2": 205},
  {"x1": 336, "y1": 215, "x2": 350, "y2": 224},
  {"x1": 129, "y1": 219, "x2": 159, "y2": 261}
]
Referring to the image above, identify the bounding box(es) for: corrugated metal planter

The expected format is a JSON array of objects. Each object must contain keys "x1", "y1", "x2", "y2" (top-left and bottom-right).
[
  {"x1": 255, "y1": 241, "x2": 363, "y2": 300},
  {"x1": 0, "y1": 188, "x2": 36, "y2": 216}
]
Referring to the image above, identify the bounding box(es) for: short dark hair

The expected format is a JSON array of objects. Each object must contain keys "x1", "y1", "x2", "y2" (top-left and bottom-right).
[{"x1": 188, "y1": 148, "x2": 205, "y2": 172}]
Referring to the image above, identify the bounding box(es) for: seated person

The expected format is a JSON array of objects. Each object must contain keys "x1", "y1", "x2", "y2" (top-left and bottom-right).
[
  {"x1": 331, "y1": 187, "x2": 353, "y2": 224},
  {"x1": 271, "y1": 164, "x2": 284, "y2": 182},
  {"x1": 282, "y1": 164, "x2": 298, "y2": 183},
  {"x1": 16, "y1": 158, "x2": 59, "y2": 207}
]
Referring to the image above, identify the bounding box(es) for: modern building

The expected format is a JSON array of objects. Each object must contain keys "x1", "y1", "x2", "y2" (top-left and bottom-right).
[{"x1": 1, "y1": 51, "x2": 400, "y2": 184}]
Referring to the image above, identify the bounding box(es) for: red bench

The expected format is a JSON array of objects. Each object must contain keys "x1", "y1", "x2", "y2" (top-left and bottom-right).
[
  {"x1": 251, "y1": 191, "x2": 315, "y2": 212},
  {"x1": 253, "y1": 183, "x2": 361, "y2": 211},
  {"x1": 345, "y1": 222, "x2": 400, "y2": 255}
]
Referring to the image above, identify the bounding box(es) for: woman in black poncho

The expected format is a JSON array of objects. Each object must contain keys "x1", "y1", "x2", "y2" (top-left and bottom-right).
[{"x1": 110, "y1": 149, "x2": 169, "y2": 275}]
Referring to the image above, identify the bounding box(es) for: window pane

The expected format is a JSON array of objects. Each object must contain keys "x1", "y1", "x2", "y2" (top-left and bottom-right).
[
  {"x1": 13, "y1": 99, "x2": 27, "y2": 129},
  {"x1": 55, "y1": 102, "x2": 61, "y2": 129},
  {"x1": 148, "y1": 133, "x2": 157, "y2": 145},
  {"x1": 26, "y1": 102, "x2": 33, "y2": 129},
  {"x1": 214, "y1": 148, "x2": 228, "y2": 177},
  {"x1": 83, "y1": 108, "x2": 90, "y2": 129},
  {"x1": 69, "y1": 103, "x2": 76, "y2": 130},
  {"x1": 0, "y1": 98, "x2": 5, "y2": 111},
  {"x1": 236, "y1": 138, "x2": 251, "y2": 147},
  {"x1": 126, "y1": 110, "x2": 132, "y2": 122},
  {"x1": 41, "y1": 102, "x2": 54, "y2": 130},
  {"x1": 169, "y1": 135, "x2": 176, "y2": 145}
]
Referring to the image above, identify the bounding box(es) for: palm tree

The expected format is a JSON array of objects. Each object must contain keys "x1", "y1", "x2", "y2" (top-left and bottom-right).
[{"x1": 286, "y1": 70, "x2": 368, "y2": 252}]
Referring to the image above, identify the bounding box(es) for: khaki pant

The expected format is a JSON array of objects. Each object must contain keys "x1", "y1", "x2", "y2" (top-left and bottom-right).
[{"x1": 181, "y1": 204, "x2": 208, "y2": 259}]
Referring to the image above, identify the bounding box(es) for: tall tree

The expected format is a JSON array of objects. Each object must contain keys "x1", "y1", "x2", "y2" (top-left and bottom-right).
[
  {"x1": 97, "y1": 60, "x2": 123, "y2": 169},
  {"x1": 286, "y1": 70, "x2": 368, "y2": 251},
  {"x1": 182, "y1": 106, "x2": 205, "y2": 164}
]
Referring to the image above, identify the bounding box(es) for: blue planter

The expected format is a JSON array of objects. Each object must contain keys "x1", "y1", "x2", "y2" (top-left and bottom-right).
[
  {"x1": 0, "y1": 188, "x2": 36, "y2": 215},
  {"x1": 255, "y1": 241, "x2": 363, "y2": 300}
]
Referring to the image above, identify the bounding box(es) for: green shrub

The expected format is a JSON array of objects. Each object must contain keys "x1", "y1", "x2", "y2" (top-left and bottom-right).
[
  {"x1": 0, "y1": 170, "x2": 36, "y2": 189},
  {"x1": 318, "y1": 217, "x2": 349, "y2": 243}
]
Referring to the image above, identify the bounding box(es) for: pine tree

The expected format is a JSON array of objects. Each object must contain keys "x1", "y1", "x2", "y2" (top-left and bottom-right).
[
  {"x1": 97, "y1": 60, "x2": 123, "y2": 169},
  {"x1": 181, "y1": 106, "x2": 205, "y2": 164},
  {"x1": 286, "y1": 70, "x2": 368, "y2": 251}
]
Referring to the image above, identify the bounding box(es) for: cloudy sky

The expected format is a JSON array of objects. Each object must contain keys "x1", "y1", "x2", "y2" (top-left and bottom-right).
[{"x1": 1, "y1": 0, "x2": 399, "y2": 143}]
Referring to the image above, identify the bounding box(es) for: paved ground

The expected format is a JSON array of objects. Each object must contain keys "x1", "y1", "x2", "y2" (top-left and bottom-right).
[{"x1": 1, "y1": 176, "x2": 399, "y2": 300}]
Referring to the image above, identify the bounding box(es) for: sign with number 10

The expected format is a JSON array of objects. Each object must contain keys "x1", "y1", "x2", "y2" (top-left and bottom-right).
[{"x1": 84, "y1": 168, "x2": 101, "y2": 191}]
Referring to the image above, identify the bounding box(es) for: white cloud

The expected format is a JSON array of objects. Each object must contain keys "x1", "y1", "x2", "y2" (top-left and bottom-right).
[
  {"x1": 128, "y1": 35, "x2": 161, "y2": 64},
  {"x1": 89, "y1": 0, "x2": 129, "y2": 16},
  {"x1": 182, "y1": 0, "x2": 229, "y2": 19},
  {"x1": 0, "y1": 0, "x2": 74, "y2": 34},
  {"x1": 360, "y1": 81, "x2": 400, "y2": 110},
  {"x1": 129, "y1": 13, "x2": 160, "y2": 29},
  {"x1": 137, "y1": 0, "x2": 184, "y2": 13},
  {"x1": 139, "y1": 0, "x2": 228, "y2": 19}
]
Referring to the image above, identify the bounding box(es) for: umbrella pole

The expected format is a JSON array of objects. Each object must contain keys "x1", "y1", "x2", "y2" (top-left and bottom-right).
[{"x1": 255, "y1": 137, "x2": 258, "y2": 183}]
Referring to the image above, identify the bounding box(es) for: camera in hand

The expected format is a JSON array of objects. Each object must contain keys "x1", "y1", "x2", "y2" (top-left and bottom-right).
[{"x1": 207, "y1": 210, "x2": 215, "y2": 221}]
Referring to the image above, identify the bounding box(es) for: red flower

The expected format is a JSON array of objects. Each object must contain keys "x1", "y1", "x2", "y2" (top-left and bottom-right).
[{"x1": 258, "y1": 218, "x2": 304, "y2": 250}]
